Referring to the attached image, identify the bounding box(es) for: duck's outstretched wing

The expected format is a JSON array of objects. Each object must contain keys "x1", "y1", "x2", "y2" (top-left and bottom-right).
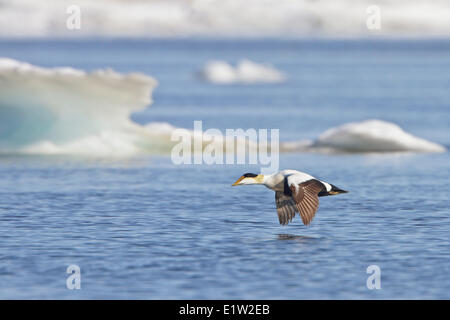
[
  {"x1": 275, "y1": 192, "x2": 298, "y2": 225},
  {"x1": 288, "y1": 179, "x2": 325, "y2": 226}
]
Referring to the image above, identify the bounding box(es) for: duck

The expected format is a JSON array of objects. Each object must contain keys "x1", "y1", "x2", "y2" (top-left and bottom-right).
[{"x1": 232, "y1": 170, "x2": 347, "y2": 226}]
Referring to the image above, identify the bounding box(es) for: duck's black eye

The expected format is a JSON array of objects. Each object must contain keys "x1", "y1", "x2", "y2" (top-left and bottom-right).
[{"x1": 243, "y1": 173, "x2": 258, "y2": 178}]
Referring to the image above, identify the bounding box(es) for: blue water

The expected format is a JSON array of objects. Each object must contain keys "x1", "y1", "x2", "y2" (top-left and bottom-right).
[{"x1": 0, "y1": 39, "x2": 449, "y2": 299}]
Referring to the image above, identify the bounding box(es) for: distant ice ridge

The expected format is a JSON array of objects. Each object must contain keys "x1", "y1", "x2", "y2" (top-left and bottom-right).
[
  {"x1": 0, "y1": 58, "x2": 160, "y2": 156},
  {"x1": 200, "y1": 60, "x2": 286, "y2": 84},
  {"x1": 1, "y1": 0, "x2": 450, "y2": 37},
  {"x1": 282, "y1": 120, "x2": 446, "y2": 153},
  {"x1": 0, "y1": 58, "x2": 259, "y2": 156},
  {"x1": 0, "y1": 58, "x2": 445, "y2": 156}
]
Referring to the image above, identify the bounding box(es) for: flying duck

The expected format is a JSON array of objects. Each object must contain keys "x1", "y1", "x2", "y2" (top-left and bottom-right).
[{"x1": 232, "y1": 170, "x2": 347, "y2": 226}]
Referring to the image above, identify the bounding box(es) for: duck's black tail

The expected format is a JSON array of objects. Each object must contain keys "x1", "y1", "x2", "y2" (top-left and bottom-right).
[
  {"x1": 319, "y1": 184, "x2": 348, "y2": 197},
  {"x1": 328, "y1": 184, "x2": 348, "y2": 195}
]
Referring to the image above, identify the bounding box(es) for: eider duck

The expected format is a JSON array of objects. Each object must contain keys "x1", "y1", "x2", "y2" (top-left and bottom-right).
[{"x1": 232, "y1": 170, "x2": 347, "y2": 226}]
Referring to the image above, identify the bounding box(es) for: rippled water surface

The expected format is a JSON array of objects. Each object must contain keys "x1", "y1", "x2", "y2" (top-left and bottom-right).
[{"x1": 0, "y1": 39, "x2": 449, "y2": 299}]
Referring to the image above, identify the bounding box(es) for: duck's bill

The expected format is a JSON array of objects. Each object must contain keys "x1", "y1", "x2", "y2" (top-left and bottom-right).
[{"x1": 231, "y1": 176, "x2": 244, "y2": 186}]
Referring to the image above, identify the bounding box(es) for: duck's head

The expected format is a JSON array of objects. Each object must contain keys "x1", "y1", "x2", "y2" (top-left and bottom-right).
[{"x1": 232, "y1": 173, "x2": 264, "y2": 186}]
